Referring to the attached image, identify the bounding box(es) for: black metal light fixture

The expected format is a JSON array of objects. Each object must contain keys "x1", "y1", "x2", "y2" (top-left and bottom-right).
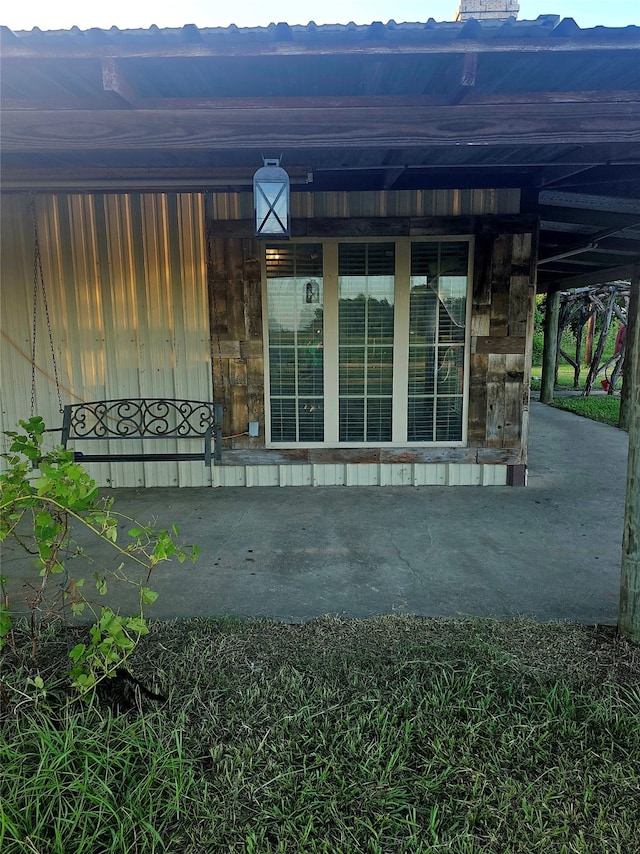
[{"x1": 254, "y1": 157, "x2": 290, "y2": 237}]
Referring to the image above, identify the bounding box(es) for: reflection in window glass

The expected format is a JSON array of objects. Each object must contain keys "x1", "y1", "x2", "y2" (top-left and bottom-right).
[
  {"x1": 338, "y1": 244, "x2": 395, "y2": 442},
  {"x1": 266, "y1": 244, "x2": 324, "y2": 442},
  {"x1": 409, "y1": 242, "x2": 468, "y2": 441}
]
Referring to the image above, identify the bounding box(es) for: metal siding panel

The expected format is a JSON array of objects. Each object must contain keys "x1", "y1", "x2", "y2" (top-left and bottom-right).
[{"x1": 0, "y1": 192, "x2": 211, "y2": 486}]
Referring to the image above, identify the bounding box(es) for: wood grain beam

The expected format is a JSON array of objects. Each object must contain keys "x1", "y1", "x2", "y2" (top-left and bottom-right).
[
  {"x1": 4, "y1": 91, "x2": 640, "y2": 113},
  {"x1": 3, "y1": 37, "x2": 640, "y2": 60},
  {"x1": 209, "y1": 215, "x2": 537, "y2": 239},
  {"x1": 2, "y1": 102, "x2": 640, "y2": 153},
  {"x1": 545, "y1": 263, "x2": 640, "y2": 290}
]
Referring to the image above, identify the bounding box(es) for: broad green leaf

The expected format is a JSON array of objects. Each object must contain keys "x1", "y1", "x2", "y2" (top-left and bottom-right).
[
  {"x1": 141, "y1": 587, "x2": 159, "y2": 605},
  {"x1": 70, "y1": 643, "x2": 86, "y2": 662}
]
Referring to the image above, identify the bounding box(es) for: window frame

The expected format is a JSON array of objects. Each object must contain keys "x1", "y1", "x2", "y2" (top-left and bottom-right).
[{"x1": 261, "y1": 236, "x2": 474, "y2": 448}]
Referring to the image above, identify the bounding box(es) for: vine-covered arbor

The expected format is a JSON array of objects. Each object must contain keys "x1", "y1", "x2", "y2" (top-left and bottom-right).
[{"x1": 548, "y1": 282, "x2": 630, "y2": 395}]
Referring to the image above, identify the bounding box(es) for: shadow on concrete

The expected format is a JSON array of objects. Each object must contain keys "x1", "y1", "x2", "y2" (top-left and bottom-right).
[{"x1": 1, "y1": 402, "x2": 628, "y2": 625}]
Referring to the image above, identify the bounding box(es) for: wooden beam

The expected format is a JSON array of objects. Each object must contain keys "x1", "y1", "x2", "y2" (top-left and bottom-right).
[
  {"x1": 138, "y1": 95, "x2": 450, "y2": 110},
  {"x1": 3, "y1": 36, "x2": 640, "y2": 60},
  {"x1": 209, "y1": 215, "x2": 537, "y2": 239},
  {"x1": 619, "y1": 273, "x2": 640, "y2": 643},
  {"x1": 546, "y1": 264, "x2": 640, "y2": 290},
  {"x1": 2, "y1": 102, "x2": 640, "y2": 153},
  {"x1": 474, "y1": 336, "x2": 526, "y2": 354},
  {"x1": 538, "y1": 206, "x2": 640, "y2": 230},
  {"x1": 539, "y1": 191, "x2": 640, "y2": 216},
  {"x1": 7, "y1": 90, "x2": 640, "y2": 113},
  {"x1": 540, "y1": 288, "x2": 560, "y2": 403},
  {"x1": 464, "y1": 90, "x2": 640, "y2": 105}
]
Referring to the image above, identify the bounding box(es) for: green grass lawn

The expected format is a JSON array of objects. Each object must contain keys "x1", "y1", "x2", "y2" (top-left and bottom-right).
[
  {"x1": 549, "y1": 395, "x2": 622, "y2": 429},
  {"x1": 2, "y1": 616, "x2": 640, "y2": 853},
  {"x1": 530, "y1": 363, "x2": 613, "y2": 392}
]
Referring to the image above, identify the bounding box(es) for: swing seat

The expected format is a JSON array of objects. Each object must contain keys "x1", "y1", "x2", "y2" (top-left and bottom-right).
[{"x1": 58, "y1": 399, "x2": 223, "y2": 467}]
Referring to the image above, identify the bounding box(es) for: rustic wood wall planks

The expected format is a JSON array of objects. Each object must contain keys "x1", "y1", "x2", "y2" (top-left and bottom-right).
[
  {"x1": 470, "y1": 231, "x2": 534, "y2": 461},
  {"x1": 207, "y1": 191, "x2": 535, "y2": 465},
  {"x1": 208, "y1": 236, "x2": 263, "y2": 448}
]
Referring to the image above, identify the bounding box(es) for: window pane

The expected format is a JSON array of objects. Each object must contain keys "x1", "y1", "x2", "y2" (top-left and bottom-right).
[
  {"x1": 408, "y1": 398, "x2": 435, "y2": 442},
  {"x1": 298, "y1": 399, "x2": 324, "y2": 441},
  {"x1": 437, "y1": 346, "x2": 464, "y2": 395},
  {"x1": 409, "y1": 242, "x2": 468, "y2": 442},
  {"x1": 436, "y1": 400, "x2": 464, "y2": 442},
  {"x1": 338, "y1": 243, "x2": 395, "y2": 443},
  {"x1": 339, "y1": 398, "x2": 364, "y2": 442},
  {"x1": 267, "y1": 244, "x2": 324, "y2": 442}
]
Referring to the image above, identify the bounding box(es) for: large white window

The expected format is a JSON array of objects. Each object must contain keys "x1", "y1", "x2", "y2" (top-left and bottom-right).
[{"x1": 263, "y1": 239, "x2": 471, "y2": 446}]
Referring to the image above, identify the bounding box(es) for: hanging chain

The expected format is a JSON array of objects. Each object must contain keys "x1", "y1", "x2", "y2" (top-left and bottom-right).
[
  {"x1": 30, "y1": 210, "x2": 39, "y2": 417},
  {"x1": 30, "y1": 198, "x2": 64, "y2": 415},
  {"x1": 205, "y1": 192, "x2": 227, "y2": 410}
]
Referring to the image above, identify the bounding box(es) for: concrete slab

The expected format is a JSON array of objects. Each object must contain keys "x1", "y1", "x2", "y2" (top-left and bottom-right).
[{"x1": 1, "y1": 402, "x2": 628, "y2": 624}]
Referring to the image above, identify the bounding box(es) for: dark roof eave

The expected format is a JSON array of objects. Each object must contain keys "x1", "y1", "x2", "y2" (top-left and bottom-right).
[{"x1": 2, "y1": 17, "x2": 640, "y2": 58}]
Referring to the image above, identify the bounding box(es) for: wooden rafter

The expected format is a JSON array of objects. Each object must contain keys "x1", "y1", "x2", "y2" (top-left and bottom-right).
[{"x1": 3, "y1": 102, "x2": 640, "y2": 153}]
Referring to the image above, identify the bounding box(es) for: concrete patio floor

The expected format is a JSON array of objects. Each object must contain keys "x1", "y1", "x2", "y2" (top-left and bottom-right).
[{"x1": 2, "y1": 401, "x2": 629, "y2": 625}]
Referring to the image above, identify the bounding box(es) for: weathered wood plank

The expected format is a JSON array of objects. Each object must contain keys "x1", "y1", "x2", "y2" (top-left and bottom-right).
[
  {"x1": 210, "y1": 215, "x2": 537, "y2": 239},
  {"x1": 470, "y1": 305, "x2": 491, "y2": 338},
  {"x1": 468, "y1": 353, "x2": 489, "y2": 444},
  {"x1": 228, "y1": 358, "x2": 247, "y2": 387},
  {"x1": 487, "y1": 354, "x2": 507, "y2": 383},
  {"x1": 242, "y1": 239, "x2": 262, "y2": 339},
  {"x1": 508, "y1": 275, "x2": 531, "y2": 338},
  {"x1": 11, "y1": 90, "x2": 640, "y2": 112},
  {"x1": 472, "y1": 234, "x2": 493, "y2": 306},
  {"x1": 229, "y1": 384, "x2": 248, "y2": 435},
  {"x1": 484, "y1": 381, "x2": 504, "y2": 448},
  {"x1": 208, "y1": 236, "x2": 266, "y2": 447},
  {"x1": 502, "y1": 382, "x2": 522, "y2": 447},
  {"x1": 475, "y1": 336, "x2": 526, "y2": 355},
  {"x1": 6, "y1": 103, "x2": 639, "y2": 153},
  {"x1": 380, "y1": 447, "x2": 477, "y2": 463}
]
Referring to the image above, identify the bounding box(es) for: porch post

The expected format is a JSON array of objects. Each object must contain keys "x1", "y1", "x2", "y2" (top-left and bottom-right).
[
  {"x1": 619, "y1": 274, "x2": 639, "y2": 431},
  {"x1": 619, "y1": 272, "x2": 640, "y2": 643},
  {"x1": 540, "y1": 288, "x2": 560, "y2": 404}
]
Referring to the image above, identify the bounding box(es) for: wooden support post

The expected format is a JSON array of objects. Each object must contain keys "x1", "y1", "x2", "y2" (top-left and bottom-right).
[
  {"x1": 584, "y1": 310, "x2": 595, "y2": 365},
  {"x1": 619, "y1": 277, "x2": 639, "y2": 431},
  {"x1": 540, "y1": 288, "x2": 560, "y2": 404},
  {"x1": 583, "y1": 287, "x2": 615, "y2": 397},
  {"x1": 619, "y1": 273, "x2": 640, "y2": 643}
]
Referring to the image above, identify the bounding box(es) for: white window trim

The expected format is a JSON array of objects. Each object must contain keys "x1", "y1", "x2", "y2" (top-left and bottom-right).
[{"x1": 262, "y1": 235, "x2": 474, "y2": 449}]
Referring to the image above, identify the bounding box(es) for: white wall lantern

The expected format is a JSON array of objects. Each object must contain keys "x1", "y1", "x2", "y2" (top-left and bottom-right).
[{"x1": 254, "y1": 157, "x2": 290, "y2": 238}]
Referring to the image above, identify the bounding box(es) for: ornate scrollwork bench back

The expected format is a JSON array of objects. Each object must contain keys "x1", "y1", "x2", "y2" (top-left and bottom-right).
[{"x1": 59, "y1": 399, "x2": 223, "y2": 466}]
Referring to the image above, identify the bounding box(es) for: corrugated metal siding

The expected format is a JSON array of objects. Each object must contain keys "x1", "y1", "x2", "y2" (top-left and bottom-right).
[
  {"x1": 211, "y1": 462, "x2": 507, "y2": 487},
  {"x1": 209, "y1": 189, "x2": 521, "y2": 220},
  {"x1": 0, "y1": 192, "x2": 212, "y2": 486}
]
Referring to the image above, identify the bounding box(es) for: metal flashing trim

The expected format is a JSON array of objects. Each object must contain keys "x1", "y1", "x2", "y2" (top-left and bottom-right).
[{"x1": 210, "y1": 462, "x2": 508, "y2": 488}]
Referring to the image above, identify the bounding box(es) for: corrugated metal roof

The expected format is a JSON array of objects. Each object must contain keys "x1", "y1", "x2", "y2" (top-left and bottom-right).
[{"x1": 2, "y1": 16, "x2": 640, "y2": 53}]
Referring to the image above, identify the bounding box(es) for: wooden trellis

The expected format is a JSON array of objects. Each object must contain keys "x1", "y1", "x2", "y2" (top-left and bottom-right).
[{"x1": 550, "y1": 282, "x2": 630, "y2": 396}]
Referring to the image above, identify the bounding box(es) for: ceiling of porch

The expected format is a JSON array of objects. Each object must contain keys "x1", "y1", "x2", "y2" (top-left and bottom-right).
[{"x1": 1, "y1": 15, "x2": 640, "y2": 291}]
